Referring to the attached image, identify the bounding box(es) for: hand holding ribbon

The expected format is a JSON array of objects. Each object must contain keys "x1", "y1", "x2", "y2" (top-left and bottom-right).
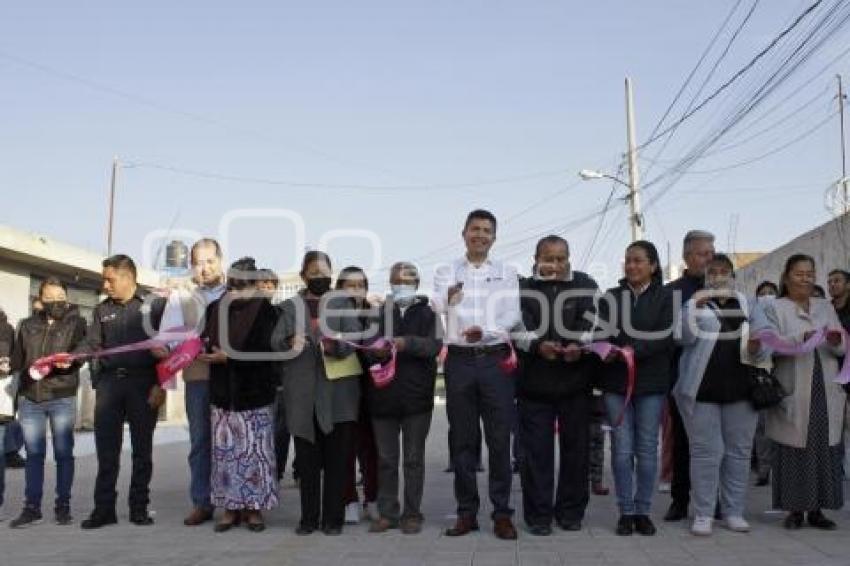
[
  {"x1": 752, "y1": 326, "x2": 850, "y2": 385},
  {"x1": 584, "y1": 342, "x2": 636, "y2": 427},
  {"x1": 30, "y1": 327, "x2": 203, "y2": 387}
]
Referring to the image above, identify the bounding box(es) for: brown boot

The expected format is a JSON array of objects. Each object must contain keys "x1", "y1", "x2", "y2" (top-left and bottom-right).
[
  {"x1": 445, "y1": 516, "x2": 479, "y2": 537},
  {"x1": 184, "y1": 507, "x2": 214, "y2": 526},
  {"x1": 493, "y1": 517, "x2": 518, "y2": 540},
  {"x1": 368, "y1": 517, "x2": 399, "y2": 533},
  {"x1": 400, "y1": 516, "x2": 423, "y2": 535}
]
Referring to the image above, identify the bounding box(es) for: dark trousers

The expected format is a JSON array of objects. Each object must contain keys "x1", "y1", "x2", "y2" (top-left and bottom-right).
[
  {"x1": 344, "y1": 414, "x2": 378, "y2": 505},
  {"x1": 445, "y1": 351, "x2": 515, "y2": 520},
  {"x1": 93, "y1": 376, "x2": 158, "y2": 512},
  {"x1": 669, "y1": 395, "x2": 691, "y2": 507},
  {"x1": 519, "y1": 395, "x2": 590, "y2": 527},
  {"x1": 294, "y1": 420, "x2": 356, "y2": 529},
  {"x1": 273, "y1": 388, "x2": 291, "y2": 481},
  {"x1": 588, "y1": 394, "x2": 607, "y2": 485},
  {"x1": 372, "y1": 411, "x2": 432, "y2": 521}
]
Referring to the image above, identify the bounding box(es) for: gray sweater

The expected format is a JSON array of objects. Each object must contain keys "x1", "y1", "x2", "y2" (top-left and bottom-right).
[{"x1": 271, "y1": 292, "x2": 361, "y2": 443}]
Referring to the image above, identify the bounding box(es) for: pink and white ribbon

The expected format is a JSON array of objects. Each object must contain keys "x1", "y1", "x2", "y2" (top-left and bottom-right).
[
  {"x1": 753, "y1": 326, "x2": 850, "y2": 385},
  {"x1": 29, "y1": 327, "x2": 202, "y2": 387}
]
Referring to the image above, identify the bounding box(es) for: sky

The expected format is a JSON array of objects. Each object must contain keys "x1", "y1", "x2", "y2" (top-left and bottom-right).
[{"x1": 1, "y1": 1, "x2": 847, "y2": 291}]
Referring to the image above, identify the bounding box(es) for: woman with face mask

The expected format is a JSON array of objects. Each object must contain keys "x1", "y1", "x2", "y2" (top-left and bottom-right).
[
  {"x1": 335, "y1": 266, "x2": 379, "y2": 525},
  {"x1": 673, "y1": 254, "x2": 768, "y2": 536},
  {"x1": 271, "y1": 251, "x2": 363, "y2": 535},
  {"x1": 364, "y1": 262, "x2": 443, "y2": 534},
  {"x1": 753, "y1": 279, "x2": 780, "y2": 487},
  {"x1": 9, "y1": 277, "x2": 87, "y2": 528},
  {"x1": 757, "y1": 254, "x2": 847, "y2": 530}
]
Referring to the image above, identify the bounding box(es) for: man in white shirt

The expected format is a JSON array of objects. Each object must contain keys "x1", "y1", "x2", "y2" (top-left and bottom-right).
[{"x1": 432, "y1": 209, "x2": 521, "y2": 540}]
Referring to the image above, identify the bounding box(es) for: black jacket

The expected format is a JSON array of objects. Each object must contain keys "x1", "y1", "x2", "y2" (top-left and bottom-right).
[
  {"x1": 597, "y1": 280, "x2": 675, "y2": 396},
  {"x1": 364, "y1": 297, "x2": 443, "y2": 419},
  {"x1": 204, "y1": 295, "x2": 278, "y2": 412},
  {"x1": 11, "y1": 307, "x2": 87, "y2": 403},
  {"x1": 74, "y1": 290, "x2": 166, "y2": 384},
  {"x1": 517, "y1": 272, "x2": 599, "y2": 400}
]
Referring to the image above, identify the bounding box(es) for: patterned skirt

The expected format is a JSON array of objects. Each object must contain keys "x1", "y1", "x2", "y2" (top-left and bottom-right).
[
  {"x1": 772, "y1": 352, "x2": 844, "y2": 511},
  {"x1": 211, "y1": 405, "x2": 279, "y2": 510}
]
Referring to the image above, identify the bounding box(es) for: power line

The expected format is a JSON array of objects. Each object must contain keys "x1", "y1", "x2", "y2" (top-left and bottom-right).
[
  {"x1": 124, "y1": 160, "x2": 575, "y2": 192},
  {"x1": 642, "y1": 1, "x2": 850, "y2": 206},
  {"x1": 639, "y1": 0, "x2": 826, "y2": 150},
  {"x1": 643, "y1": 0, "x2": 758, "y2": 180}
]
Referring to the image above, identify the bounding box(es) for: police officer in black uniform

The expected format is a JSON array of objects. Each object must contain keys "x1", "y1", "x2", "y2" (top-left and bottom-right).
[{"x1": 74, "y1": 255, "x2": 167, "y2": 529}]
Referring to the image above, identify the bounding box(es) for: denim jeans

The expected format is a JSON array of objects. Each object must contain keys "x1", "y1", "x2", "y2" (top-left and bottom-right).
[
  {"x1": 4, "y1": 419, "x2": 23, "y2": 454},
  {"x1": 0, "y1": 423, "x2": 6, "y2": 507},
  {"x1": 19, "y1": 397, "x2": 76, "y2": 509},
  {"x1": 681, "y1": 400, "x2": 758, "y2": 518},
  {"x1": 604, "y1": 393, "x2": 665, "y2": 516},
  {"x1": 184, "y1": 381, "x2": 212, "y2": 510}
]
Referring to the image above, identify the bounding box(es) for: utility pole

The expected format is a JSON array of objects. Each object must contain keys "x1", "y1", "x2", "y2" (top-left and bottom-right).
[
  {"x1": 838, "y1": 75, "x2": 848, "y2": 213},
  {"x1": 625, "y1": 77, "x2": 644, "y2": 241},
  {"x1": 106, "y1": 156, "x2": 119, "y2": 256}
]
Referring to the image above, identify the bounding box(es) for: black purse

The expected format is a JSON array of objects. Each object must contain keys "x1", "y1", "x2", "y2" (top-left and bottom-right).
[{"x1": 748, "y1": 366, "x2": 786, "y2": 410}]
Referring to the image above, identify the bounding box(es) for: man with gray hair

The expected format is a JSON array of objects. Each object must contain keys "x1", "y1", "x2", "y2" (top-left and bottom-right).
[{"x1": 664, "y1": 230, "x2": 715, "y2": 522}]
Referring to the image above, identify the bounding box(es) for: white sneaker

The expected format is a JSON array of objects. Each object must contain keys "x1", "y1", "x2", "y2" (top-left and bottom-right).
[
  {"x1": 657, "y1": 482, "x2": 671, "y2": 493},
  {"x1": 691, "y1": 516, "x2": 713, "y2": 536},
  {"x1": 725, "y1": 516, "x2": 750, "y2": 532},
  {"x1": 344, "y1": 502, "x2": 361, "y2": 524}
]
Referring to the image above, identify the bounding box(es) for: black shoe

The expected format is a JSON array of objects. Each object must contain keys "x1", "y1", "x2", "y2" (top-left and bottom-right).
[
  {"x1": 807, "y1": 510, "x2": 837, "y2": 531},
  {"x1": 10, "y1": 507, "x2": 42, "y2": 528},
  {"x1": 129, "y1": 509, "x2": 154, "y2": 526},
  {"x1": 4, "y1": 452, "x2": 25, "y2": 469},
  {"x1": 633, "y1": 515, "x2": 656, "y2": 536},
  {"x1": 784, "y1": 512, "x2": 803, "y2": 530},
  {"x1": 528, "y1": 524, "x2": 552, "y2": 536},
  {"x1": 663, "y1": 502, "x2": 688, "y2": 522},
  {"x1": 616, "y1": 515, "x2": 634, "y2": 536},
  {"x1": 296, "y1": 522, "x2": 316, "y2": 535},
  {"x1": 81, "y1": 510, "x2": 118, "y2": 530},
  {"x1": 54, "y1": 506, "x2": 72, "y2": 526},
  {"x1": 557, "y1": 518, "x2": 582, "y2": 531},
  {"x1": 323, "y1": 525, "x2": 342, "y2": 536}
]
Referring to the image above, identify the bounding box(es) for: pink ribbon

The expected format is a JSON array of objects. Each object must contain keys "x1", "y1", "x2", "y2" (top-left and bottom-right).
[
  {"x1": 583, "y1": 343, "x2": 636, "y2": 427},
  {"x1": 327, "y1": 336, "x2": 398, "y2": 389},
  {"x1": 436, "y1": 341, "x2": 518, "y2": 375},
  {"x1": 753, "y1": 327, "x2": 850, "y2": 385},
  {"x1": 30, "y1": 327, "x2": 202, "y2": 387}
]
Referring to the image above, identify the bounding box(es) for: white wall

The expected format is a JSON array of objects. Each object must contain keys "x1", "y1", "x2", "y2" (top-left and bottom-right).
[
  {"x1": 736, "y1": 212, "x2": 850, "y2": 294},
  {"x1": 0, "y1": 259, "x2": 32, "y2": 326}
]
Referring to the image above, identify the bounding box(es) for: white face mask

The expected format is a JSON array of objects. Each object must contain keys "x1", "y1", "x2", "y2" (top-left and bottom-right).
[
  {"x1": 706, "y1": 274, "x2": 734, "y2": 292},
  {"x1": 390, "y1": 284, "x2": 418, "y2": 305}
]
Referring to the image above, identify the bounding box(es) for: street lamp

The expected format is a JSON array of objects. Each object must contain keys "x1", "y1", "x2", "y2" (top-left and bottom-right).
[
  {"x1": 578, "y1": 169, "x2": 629, "y2": 187},
  {"x1": 578, "y1": 167, "x2": 644, "y2": 241}
]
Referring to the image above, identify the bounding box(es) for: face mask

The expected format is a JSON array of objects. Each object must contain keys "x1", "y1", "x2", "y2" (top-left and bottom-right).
[
  {"x1": 42, "y1": 301, "x2": 68, "y2": 320},
  {"x1": 706, "y1": 276, "x2": 734, "y2": 291},
  {"x1": 306, "y1": 276, "x2": 332, "y2": 296},
  {"x1": 391, "y1": 284, "x2": 418, "y2": 305}
]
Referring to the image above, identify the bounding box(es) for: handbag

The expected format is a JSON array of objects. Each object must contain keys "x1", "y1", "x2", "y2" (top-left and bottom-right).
[{"x1": 748, "y1": 366, "x2": 786, "y2": 410}]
